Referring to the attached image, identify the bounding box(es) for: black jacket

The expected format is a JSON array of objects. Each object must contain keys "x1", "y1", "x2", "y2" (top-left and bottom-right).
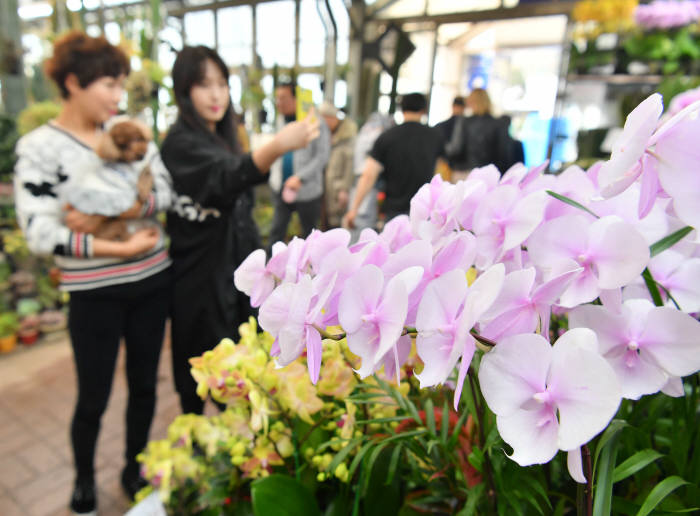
[
  {"x1": 161, "y1": 118, "x2": 267, "y2": 352},
  {"x1": 446, "y1": 114, "x2": 510, "y2": 172}
]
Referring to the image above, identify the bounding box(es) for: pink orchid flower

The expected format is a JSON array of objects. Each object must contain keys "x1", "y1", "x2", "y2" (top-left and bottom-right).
[
  {"x1": 472, "y1": 185, "x2": 547, "y2": 268},
  {"x1": 379, "y1": 215, "x2": 415, "y2": 252},
  {"x1": 338, "y1": 265, "x2": 423, "y2": 378},
  {"x1": 410, "y1": 175, "x2": 459, "y2": 241},
  {"x1": 623, "y1": 249, "x2": 700, "y2": 313},
  {"x1": 651, "y1": 99, "x2": 700, "y2": 229},
  {"x1": 478, "y1": 328, "x2": 621, "y2": 467},
  {"x1": 304, "y1": 228, "x2": 351, "y2": 273},
  {"x1": 415, "y1": 264, "x2": 505, "y2": 408},
  {"x1": 479, "y1": 266, "x2": 582, "y2": 341},
  {"x1": 258, "y1": 273, "x2": 336, "y2": 384},
  {"x1": 598, "y1": 93, "x2": 663, "y2": 198},
  {"x1": 569, "y1": 299, "x2": 700, "y2": 399},
  {"x1": 234, "y1": 249, "x2": 277, "y2": 308},
  {"x1": 527, "y1": 215, "x2": 650, "y2": 308}
]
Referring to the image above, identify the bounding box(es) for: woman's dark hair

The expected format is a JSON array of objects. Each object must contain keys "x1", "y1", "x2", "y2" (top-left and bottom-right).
[
  {"x1": 171, "y1": 45, "x2": 239, "y2": 151},
  {"x1": 44, "y1": 30, "x2": 130, "y2": 99}
]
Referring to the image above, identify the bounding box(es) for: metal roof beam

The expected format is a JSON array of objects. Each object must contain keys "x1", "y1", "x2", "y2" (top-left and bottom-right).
[
  {"x1": 367, "y1": 0, "x2": 402, "y2": 18},
  {"x1": 376, "y1": 0, "x2": 576, "y2": 25},
  {"x1": 169, "y1": 0, "x2": 280, "y2": 16}
]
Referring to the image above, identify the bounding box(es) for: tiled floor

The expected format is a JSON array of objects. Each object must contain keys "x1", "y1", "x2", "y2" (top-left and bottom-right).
[{"x1": 0, "y1": 324, "x2": 186, "y2": 516}]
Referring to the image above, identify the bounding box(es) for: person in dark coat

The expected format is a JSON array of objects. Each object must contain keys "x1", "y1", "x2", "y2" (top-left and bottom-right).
[
  {"x1": 434, "y1": 96, "x2": 467, "y2": 171},
  {"x1": 160, "y1": 46, "x2": 319, "y2": 414},
  {"x1": 446, "y1": 88, "x2": 508, "y2": 179}
]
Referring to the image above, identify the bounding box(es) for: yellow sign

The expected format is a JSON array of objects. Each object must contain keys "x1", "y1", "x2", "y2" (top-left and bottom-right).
[{"x1": 296, "y1": 86, "x2": 314, "y2": 121}]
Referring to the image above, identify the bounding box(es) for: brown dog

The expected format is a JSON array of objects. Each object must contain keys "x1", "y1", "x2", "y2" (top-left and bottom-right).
[{"x1": 92, "y1": 120, "x2": 155, "y2": 241}]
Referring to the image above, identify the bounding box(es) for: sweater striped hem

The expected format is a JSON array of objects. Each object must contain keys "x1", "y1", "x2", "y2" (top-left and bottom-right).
[{"x1": 58, "y1": 249, "x2": 171, "y2": 291}]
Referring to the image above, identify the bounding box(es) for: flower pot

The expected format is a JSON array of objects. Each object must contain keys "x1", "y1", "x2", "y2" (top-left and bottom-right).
[
  {"x1": 39, "y1": 310, "x2": 67, "y2": 333},
  {"x1": 0, "y1": 333, "x2": 17, "y2": 353},
  {"x1": 18, "y1": 328, "x2": 39, "y2": 346}
]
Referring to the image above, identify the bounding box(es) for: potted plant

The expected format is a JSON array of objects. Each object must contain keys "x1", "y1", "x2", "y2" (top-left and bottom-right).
[
  {"x1": 0, "y1": 312, "x2": 19, "y2": 353},
  {"x1": 18, "y1": 313, "x2": 40, "y2": 346},
  {"x1": 39, "y1": 309, "x2": 67, "y2": 333}
]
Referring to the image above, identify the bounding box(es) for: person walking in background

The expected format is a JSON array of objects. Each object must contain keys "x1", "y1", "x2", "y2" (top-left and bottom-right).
[
  {"x1": 160, "y1": 47, "x2": 319, "y2": 415},
  {"x1": 343, "y1": 93, "x2": 445, "y2": 228},
  {"x1": 347, "y1": 112, "x2": 394, "y2": 241},
  {"x1": 14, "y1": 31, "x2": 173, "y2": 515},
  {"x1": 319, "y1": 101, "x2": 357, "y2": 229},
  {"x1": 446, "y1": 88, "x2": 506, "y2": 179},
  {"x1": 435, "y1": 96, "x2": 465, "y2": 142},
  {"x1": 268, "y1": 82, "x2": 330, "y2": 245}
]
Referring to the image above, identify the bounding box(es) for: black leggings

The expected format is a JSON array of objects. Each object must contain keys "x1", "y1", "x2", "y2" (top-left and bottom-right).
[{"x1": 68, "y1": 270, "x2": 170, "y2": 480}]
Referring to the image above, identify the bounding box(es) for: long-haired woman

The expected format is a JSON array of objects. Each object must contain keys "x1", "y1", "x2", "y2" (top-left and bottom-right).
[{"x1": 160, "y1": 46, "x2": 318, "y2": 414}]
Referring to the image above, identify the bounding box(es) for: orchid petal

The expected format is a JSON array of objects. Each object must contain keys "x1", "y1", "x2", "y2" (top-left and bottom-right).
[
  {"x1": 479, "y1": 333, "x2": 552, "y2": 416},
  {"x1": 567, "y1": 448, "x2": 586, "y2": 484},
  {"x1": 589, "y1": 217, "x2": 650, "y2": 289},
  {"x1": 497, "y1": 405, "x2": 559, "y2": 466},
  {"x1": 549, "y1": 329, "x2": 621, "y2": 451},
  {"x1": 305, "y1": 327, "x2": 322, "y2": 384},
  {"x1": 641, "y1": 306, "x2": 700, "y2": 377},
  {"x1": 338, "y1": 265, "x2": 384, "y2": 334},
  {"x1": 661, "y1": 376, "x2": 684, "y2": 397},
  {"x1": 453, "y1": 335, "x2": 476, "y2": 410}
]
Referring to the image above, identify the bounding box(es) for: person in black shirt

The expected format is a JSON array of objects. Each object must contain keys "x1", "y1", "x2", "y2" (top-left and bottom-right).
[
  {"x1": 343, "y1": 93, "x2": 445, "y2": 226},
  {"x1": 160, "y1": 46, "x2": 318, "y2": 415}
]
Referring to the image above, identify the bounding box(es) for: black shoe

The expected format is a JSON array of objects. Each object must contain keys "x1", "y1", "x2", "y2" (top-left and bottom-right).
[
  {"x1": 69, "y1": 478, "x2": 97, "y2": 515},
  {"x1": 121, "y1": 466, "x2": 148, "y2": 501}
]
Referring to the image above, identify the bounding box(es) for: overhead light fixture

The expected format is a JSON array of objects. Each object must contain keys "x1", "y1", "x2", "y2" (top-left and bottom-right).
[{"x1": 18, "y1": 2, "x2": 53, "y2": 20}]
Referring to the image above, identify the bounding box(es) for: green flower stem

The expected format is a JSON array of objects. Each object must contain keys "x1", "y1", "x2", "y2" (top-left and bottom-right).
[
  {"x1": 468, "y1": 370, "x2": 497, "y2": 512},
  {"x1": 577, "y1": 444, "x2": 593, "y2": 516},
  {"x1": 314, "y1": 325, "x2": 346, "y2": 340}
]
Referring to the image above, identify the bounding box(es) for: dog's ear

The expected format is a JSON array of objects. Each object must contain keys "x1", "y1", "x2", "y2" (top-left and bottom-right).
[
  {"x1": 132, "y1": 119, "x2": 153, "y2": 142},
  {"x1": 96, "y1": 132, "x2": 122, "y2": 161}
]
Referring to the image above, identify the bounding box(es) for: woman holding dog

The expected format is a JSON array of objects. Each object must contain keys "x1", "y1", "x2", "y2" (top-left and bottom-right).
[
  {"x1": 161, "y1": 46, "x2": 318, "y2": 415},
  {"x1": 14, "y1": 31, "x2": 172, "y2": 515}
]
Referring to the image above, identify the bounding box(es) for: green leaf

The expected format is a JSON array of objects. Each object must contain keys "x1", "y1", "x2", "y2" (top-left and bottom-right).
[
  {"x1": 355, "y1": 416, "x2": 411, "y2": 424},
  {"x1": 231, "y1": 500, "x2": 255, "y2": 516},
  {"x1": 546, "y1": 190, "x2": 600, "y2": 219},
  {"x1": 613, "y1": 449, "x2": 664, "y2": 483},
  {"x1": 348, "y1": 440, "x2": 374, "y2": 479},
  {"x1": 456, "y1": 483, "x2": 485, "y2": 516},
  {"x1": 553, "y1": 498, "x2": 568, "y2": 516},
  {"x1": 328, "y1": 438, "x2": 363, "y2": 475},
  {"x1": 593, "y1": 433, "x2": 620, "y2": 516},
  {"x1": 440, "y1": 400, "x2": 449, "y2": 444},
  {"x1": 424, "y1": 398, "x2": 436, "y2": 436},
  {"x1": 378, "y1": 429, "x2": 427, "y2": 444},
  {"x1": 363, "y1": 447, "x2": 402, "y2": 516},
  {"x1": 650, "y1": 227, "x2": 694, "y2": 257},
  {"x1": 387, "y1": 444, "x2": 403, "y2": 484},
  {"x1": 324, "y1": 493, "x2": 351, "y2": 516},
  {"x1": 363, "y1": 442, "x2": 389, "y2": 494},
  {"x1": 521, "y1": 474, "x2": 552, "y2": 510},
  {"x1": 593, "y1": 419, "x2": 627, "y2": 477},
  {"x1": 448, "y1": 409, "x2": 471, "y2": 450},
  {"x1": 636, "y1": 476, "x2": 689, "y2": 516},
  {"x1": 251, "y1": 474, "x2": 320, "y2": 516},
  {"x1": 467, "y1": 448, "x2": 484, "y2": 473},
  {"x1": 642, "y1": 268, "x2": 665, "y2": 307}
]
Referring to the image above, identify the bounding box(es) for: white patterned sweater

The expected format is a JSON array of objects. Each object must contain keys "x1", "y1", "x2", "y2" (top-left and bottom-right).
[{"x1": 14, "y1": 123, "x2": 173, "y2": 291}]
